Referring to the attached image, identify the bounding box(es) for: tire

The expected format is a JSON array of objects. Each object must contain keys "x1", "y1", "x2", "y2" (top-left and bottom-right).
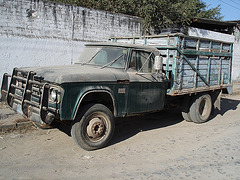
[
  {"x1": 189, "y1": 94, "x2": 212, "y2": 123},
  {"x1": 181, "y1": 96, "x2": 192, "y2": 122},
  {"x1": 71, "y1": 104, "x2": 115, "y2": 151}
]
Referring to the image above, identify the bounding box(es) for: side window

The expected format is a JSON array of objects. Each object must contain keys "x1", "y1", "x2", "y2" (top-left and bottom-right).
[{"x1": 129, "y1": 50, "x2": 154, "y2": 73}]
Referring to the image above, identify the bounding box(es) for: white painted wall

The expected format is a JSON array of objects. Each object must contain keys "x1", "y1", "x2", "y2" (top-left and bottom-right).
[
  {"x1": 232, "y1": 27, "x2": 240, "y2": 82},
  {"x1": 0, "y1": 0, "x2": 141, "y2": 40},
  {"x1": 0, "y1": 35, "x2": 85, "y2": 81}
]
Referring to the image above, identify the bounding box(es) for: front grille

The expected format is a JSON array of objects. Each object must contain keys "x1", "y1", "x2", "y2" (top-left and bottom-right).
[
  {"x1": 6, "y1": 68, "x2": 43, "y2": 114},
  {"x1": 1, "y1": 68, "x2": 58, "y2": 124}
]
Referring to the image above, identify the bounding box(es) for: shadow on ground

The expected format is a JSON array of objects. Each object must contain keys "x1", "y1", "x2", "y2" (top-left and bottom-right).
[
  {"x1": 210, "y1": 97, "x2": 240, "y2": 120},
  {"x1": 110, "y1": 109, "x2": 183, "y2": 146},
  {"x1": 55, "y1": 96, "x2": 240, "y2": 148},
  {"x1": 219, "y1": 97, "x2": 240, "y2": 115},
  {"x1": 55, "y1": 109, "x2": 184, "y2": 147}
]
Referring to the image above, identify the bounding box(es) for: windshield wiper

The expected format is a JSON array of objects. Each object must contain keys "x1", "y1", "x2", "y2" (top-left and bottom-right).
[
  {"x1": 101, "y1": 54, "x2": 123, "y2": 69},
  {"x1": 80, "y1": 51, "x2": 100, "y2": 65}
]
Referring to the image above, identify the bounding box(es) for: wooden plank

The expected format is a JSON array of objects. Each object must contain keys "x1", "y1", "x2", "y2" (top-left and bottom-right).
[{"x1": 182, "y1": 50, "x2": 232, "y2": 57}]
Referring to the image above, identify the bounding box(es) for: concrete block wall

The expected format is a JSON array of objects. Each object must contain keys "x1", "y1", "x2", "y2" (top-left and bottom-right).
[
  {"x1": 0, "y1": 0, "x2": 142, "y2": 82},
  {"x1": 0, "y1": 0, "x2": 141, "y2": 40},
  {"x1": 232, "y1": 27, "x2": 240, "y2": 82}
]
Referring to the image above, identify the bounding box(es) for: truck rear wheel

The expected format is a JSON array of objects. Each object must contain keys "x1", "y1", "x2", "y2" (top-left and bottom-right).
[
  {"x1": 189, "y1": 94, "x2": 212, "y2": 123},
  {"x1": 71, "y1": 104, "x2": 115, "y2": 151}
]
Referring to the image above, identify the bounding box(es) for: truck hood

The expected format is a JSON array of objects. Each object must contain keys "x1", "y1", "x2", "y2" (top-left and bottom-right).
[{"x1": 19, "y1": 64, "x2": 129, "y2": 84}]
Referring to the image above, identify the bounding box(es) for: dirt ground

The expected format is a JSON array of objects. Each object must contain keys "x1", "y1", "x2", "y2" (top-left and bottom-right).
[{"x1": 0, "y1": 94, "x2": 240, "y2": 180}]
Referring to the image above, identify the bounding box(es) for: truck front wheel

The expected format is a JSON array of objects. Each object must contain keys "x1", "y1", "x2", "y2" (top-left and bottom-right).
[
  {"x1": 71, "y1": 104, "x2": 115, "y2": 151},
  {"x1": 189, "y1": 94, "x2": 212, "y2": 123}
]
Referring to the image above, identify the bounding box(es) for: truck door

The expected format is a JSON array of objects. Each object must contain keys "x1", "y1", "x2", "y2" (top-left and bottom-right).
[{"x1": 126, "y1": 49, "x2": 166, "y2": 115}]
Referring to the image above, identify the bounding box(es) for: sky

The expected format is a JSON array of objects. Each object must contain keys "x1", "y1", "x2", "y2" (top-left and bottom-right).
[{"x1": 203, "y1": 0, "x2": 240, "y2": 21}]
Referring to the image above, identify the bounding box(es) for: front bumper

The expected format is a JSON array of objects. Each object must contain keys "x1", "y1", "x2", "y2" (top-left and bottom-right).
[{"x1": 1, "y1": 68, "x2": 59, "y2": 126}]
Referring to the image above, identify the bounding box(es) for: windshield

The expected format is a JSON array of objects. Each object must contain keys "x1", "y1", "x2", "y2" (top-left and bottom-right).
[{"x1": 76, "y1": 46, "x2": 128, "y2": 68}]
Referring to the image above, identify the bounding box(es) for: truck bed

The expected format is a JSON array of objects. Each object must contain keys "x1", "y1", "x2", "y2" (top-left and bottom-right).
[{"x1": 111, "y1": 32, "x2": 233, "y2": 96}]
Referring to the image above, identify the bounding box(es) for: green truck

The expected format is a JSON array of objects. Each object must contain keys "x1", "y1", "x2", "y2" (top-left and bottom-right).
[{"x1": 0, "y1": 33, "x2": 233, "y2": 150}]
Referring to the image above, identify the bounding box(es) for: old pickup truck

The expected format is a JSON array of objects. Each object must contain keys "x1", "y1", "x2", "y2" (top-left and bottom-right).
[{"x1": 0, "y1": 33, "x2": 233, "y2": 150}]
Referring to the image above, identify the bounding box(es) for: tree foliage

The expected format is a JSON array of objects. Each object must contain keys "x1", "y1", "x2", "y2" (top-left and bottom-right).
[{"x1": 51, "y1": 0, "x2": 223, "y2": 33}]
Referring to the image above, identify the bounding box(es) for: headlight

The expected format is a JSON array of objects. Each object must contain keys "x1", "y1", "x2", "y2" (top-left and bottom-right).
[{"x1": 50, "y1": 88, "x2": 60, "y2": 102}]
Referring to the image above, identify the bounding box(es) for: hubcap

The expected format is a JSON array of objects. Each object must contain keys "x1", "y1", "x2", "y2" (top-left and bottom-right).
[{"x1": 87, "y1": 118, "x2": 105, "y2": 139}]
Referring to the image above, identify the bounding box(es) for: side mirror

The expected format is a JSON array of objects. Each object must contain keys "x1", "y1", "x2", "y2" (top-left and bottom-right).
[{"x1": 154, "y1": 56, "x2": 163, "y2": 72}]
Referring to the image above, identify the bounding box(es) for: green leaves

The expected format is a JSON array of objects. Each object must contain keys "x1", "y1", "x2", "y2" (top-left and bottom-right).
[{"x1": 50, "y1": 0, "x2": 223, "y2": 34}]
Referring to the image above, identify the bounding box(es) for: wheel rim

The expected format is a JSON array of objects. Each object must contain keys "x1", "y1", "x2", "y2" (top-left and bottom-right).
[{"x1": 84, "y1": 113, "x2": 108, "y2": 142}]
